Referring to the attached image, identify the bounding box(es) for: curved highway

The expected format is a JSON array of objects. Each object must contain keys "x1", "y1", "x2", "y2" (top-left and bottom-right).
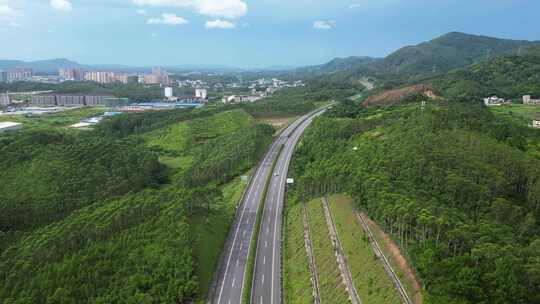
[
  {"x1": 250, "y1": 107, "x2": 329, "y2": 304},
  {"x1": 211, "y1": 106, "x2": 329, "y2": 304}
]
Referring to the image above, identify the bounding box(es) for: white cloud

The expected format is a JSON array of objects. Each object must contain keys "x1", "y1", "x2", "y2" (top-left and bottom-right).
[
  {"x1": 50, "y1": 0, "x2": 72, "y2": 11},
  {"x1": 205, "y1": 19, "x2": 235, "y2": 29},
  {"x1": 0, "y1": 1, "x2": 22, "y2": 26},
  {"x1": 147, "y1": 13, "x2": 188, "y2": 25},
  {"x1": 133, "y1": 0, "x2": 247, "y2": 19},
  {"x1": 313, "y1": 20, "x2": 335, "y2": 30},
  {"x1": 349, "y1": 3, "x2": 362, "y2": 9},
  {"x1": 137, "y1": 9, "x2": 148, "y2": 15}
]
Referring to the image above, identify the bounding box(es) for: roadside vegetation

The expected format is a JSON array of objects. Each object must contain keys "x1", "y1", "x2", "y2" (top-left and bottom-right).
[
  {"x1": 306, "y1": 198, "x2": 350, "y2": 304},
  {"x1": 327, "y1": 194, "x2": 401, "y2": 304},
  {"x1": 289, "y1": 98, "x2": 540, "y2": 304},
  {"x1": 282, "y1": 197, "x2": 313, "y2": 304}
]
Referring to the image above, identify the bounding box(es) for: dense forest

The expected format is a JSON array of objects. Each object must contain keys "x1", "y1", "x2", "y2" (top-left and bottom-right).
[
  {"x1": 0, "y1": 106, "x2": 275, "y2": 303},
  {"x1": 288, "y1": 99, "x2": 540, "y2": 303}
]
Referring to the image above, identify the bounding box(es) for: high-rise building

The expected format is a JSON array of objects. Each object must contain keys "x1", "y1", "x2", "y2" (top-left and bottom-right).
[
  {"x1": 84, "y1": 71, "x2": 116, "y2": 84},
  {"x1": 164, "y1": 87, "x2": 173, "y2": 98},
  {"x1": 7, "y1": 69, "x2": 33, "y2": 82},
  {"x1": 151, "y1": 67, "x2": 169, "y2": 85},
  {"x1": 0, "y1": 71, "x2": 7, "y2": 82},
  {"x1": 59, "y1": 68, "x2": 83, "y2": 81},
  {"x1": 0, "y1": 93, "x2": 10, "y2": 106}
]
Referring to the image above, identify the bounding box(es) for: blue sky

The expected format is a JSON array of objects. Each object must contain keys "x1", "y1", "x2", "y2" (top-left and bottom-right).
[{"x1": 1, "y1": 0, "x2": 540, "y2": 68}]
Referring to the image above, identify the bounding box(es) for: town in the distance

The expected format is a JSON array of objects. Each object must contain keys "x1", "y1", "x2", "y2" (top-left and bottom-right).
[{"x1": 0, "y1": 65, "x2": 304, "y2": 131}]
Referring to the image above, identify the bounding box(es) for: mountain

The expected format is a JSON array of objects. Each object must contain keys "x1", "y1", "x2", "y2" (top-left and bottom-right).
[
  {"x1": 0, "y1": 58, "x2": 82, "y2": 73},
  {"x1": 309, "y1": 32, "x2": 540, "y2": 80},
  {"x1": 373, "y1": 32, "x2": 540, "y2": 75}
]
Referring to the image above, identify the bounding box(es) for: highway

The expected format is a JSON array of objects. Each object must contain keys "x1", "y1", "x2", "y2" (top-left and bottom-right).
[
  {"x1": 211, "y1": 108, "x2": 326, "y2": 304},
  {"x1": 250, "y1": 108, "x2": 329, "y2": 304}
]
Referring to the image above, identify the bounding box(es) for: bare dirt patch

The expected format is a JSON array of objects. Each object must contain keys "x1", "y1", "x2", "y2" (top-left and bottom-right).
[{"x1": 363, "y1": 84, "x2": 438, "y2": 107}]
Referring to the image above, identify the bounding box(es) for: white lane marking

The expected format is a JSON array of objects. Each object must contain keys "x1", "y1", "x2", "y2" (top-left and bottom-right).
[
  {"x1": 262, "y1": 274, "x2": 265, "y2": 284},
  {"x1": 232, "y1": 278, "x2": 236, "y2": 287},
  {"x1": 263, "y1": 256, "x2": 266, "y2": 265},
  {"x1": 261, "y1": 296, "x2": 263, "y2": 304},
  {"x1": 217, "y1": 157, "x2": 265, "y2": 304},
  {"x1": 265, "y1": 240, "x2": 267, "y2": 248},
  {"x1": 240, "y1": 242, "x2": 243, "y2": 251},
  {"x1": 236, "y1": 258, "x2": 239, "y2": 266}
]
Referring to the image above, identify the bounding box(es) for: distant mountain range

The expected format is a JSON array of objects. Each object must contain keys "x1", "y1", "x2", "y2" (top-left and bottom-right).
[
  {"x1": 2, "y1": 32, "x2": 540, "y2": 77},
  {"x1": 304, "y1": 32, "x2": 540, "y2": 78},
  {"x1": 0, "y1": 59, "x2": 135, "y2": 74}
]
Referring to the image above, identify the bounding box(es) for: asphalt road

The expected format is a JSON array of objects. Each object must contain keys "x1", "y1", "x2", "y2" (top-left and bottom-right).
[
  {"x1": 250, "y1": 108, "x2": 328, "y2": 304},
  {"x1": 212, "y1": 110, "x2": 322, "y2": 304}
]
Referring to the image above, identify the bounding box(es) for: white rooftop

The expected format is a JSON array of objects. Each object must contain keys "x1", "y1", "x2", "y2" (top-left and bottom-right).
[{"x1": 0, "y1": 121, "x2": 22, "y2": 129}]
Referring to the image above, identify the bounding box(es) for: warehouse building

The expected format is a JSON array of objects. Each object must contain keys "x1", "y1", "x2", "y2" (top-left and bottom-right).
[
  {"x1": 31, "y1": 94, "x2": 114, "y2": 106},
  {"x1": 0, "y1": 122, "x2": 23, "y2": 133}
]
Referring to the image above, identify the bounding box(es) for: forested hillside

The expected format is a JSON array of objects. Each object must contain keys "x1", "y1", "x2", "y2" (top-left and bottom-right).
[
  {"x1": 303, "y1": 32, "x2": 540, "y2": 85},
  {"x1": 288, "y1": 101, "x2": 540, "y2": 304},
  {"x1": 428, "y1": 52, "x2": 540, "y2": 101},
  {"x1": 0, "y1": 107, "x2": 274, "y2": 303}
]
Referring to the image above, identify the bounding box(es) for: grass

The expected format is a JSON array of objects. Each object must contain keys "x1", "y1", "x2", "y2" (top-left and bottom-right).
[
  {"x1": 365, "y1": 214, "x2": 422, "y2": 304},
  {"x1": 257, "y1": 115, "x2": 297, "y2": 135},
  {"x1": 282, "y1": 197, "x2": 313, "y2": 304},
  {"x1": 327, "y1": 194, "x2": 401, "y2": 304},
  {"x1": 144, "y1": 109, "x2": 255, "y2": 171},
  {"x1": 306, "y1": 198, "x2": 349, "y2": 304},
  {"x1": 489, "y1": 104, "x2": 540, "y2": 126},
  {"x1": 192, "y1": 174, "x2": 249, "y2": 303}
]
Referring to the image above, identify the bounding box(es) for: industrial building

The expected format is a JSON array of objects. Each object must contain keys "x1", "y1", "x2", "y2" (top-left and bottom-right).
[
  {"x1": 31, "y1": 94, "x2": 115, "y2": 107},
  {"x1": 0, "y1": 122, "x2": 23, "y2": 133}
]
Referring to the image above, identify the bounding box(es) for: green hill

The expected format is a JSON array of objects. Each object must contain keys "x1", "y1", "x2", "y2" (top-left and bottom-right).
[
  {"x1": 427, "y1": 52, "x2": 540, "y2": 101},
  {"x1": 0, "y1": 108, "x2": 275, "y2": 303}
]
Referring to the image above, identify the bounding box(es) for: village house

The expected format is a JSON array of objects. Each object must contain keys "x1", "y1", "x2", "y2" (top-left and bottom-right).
[
  {"x1": 523, "y1": 95, "x2": 540, "y2": 105},
  {"x1": 483, "y1": 96, "x2": 510, "y2": 106}
]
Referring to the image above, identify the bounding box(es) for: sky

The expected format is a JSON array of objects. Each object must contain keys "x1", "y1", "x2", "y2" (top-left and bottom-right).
[{"x1": 1, "y1": 0, "x2": 540, "y2": 68}]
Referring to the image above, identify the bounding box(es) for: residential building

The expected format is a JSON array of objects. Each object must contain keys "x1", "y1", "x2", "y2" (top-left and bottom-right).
[
  {"x1": 164, "y1": 87, "x2": 173, "y2": 98},
  {"x1": 59, "y1": 68, "x2": 83, "y2": 81},
  {"x1": 523, "y1": 95, "x2": 540, "y2": 105},
  {"x1": 7, "y1": 69, "x2": 33, "y2": 82},
  {"x1": 533, "y1": 119, "x2": 540, "y2": 129},
  {"x1": 0, "y1": 93, "x2": 10, "y2": 106},
  {"x1": 84, "y1": 71, "x2": 115, "y2": 84},
  {"x1": 483, "y1": 96, "x2": 510, "y2": 106},
  {"x1": 195, "y1": 88, "x2": 207, "y2": 99},
  {"x1": 0, "y1": 71, "x2": 7, "y2": 82},
  {"x1": 0, "y1": 122, "x2": 23, "y2": 133}
]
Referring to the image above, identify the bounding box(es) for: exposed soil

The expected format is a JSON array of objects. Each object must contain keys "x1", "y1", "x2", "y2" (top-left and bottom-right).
[
  {"x1": 363, "y1": 213, "x2": 423, "y2": 304},
  {"x1": 363, "y1": 84, "x2": 438, "y2": 107}
]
